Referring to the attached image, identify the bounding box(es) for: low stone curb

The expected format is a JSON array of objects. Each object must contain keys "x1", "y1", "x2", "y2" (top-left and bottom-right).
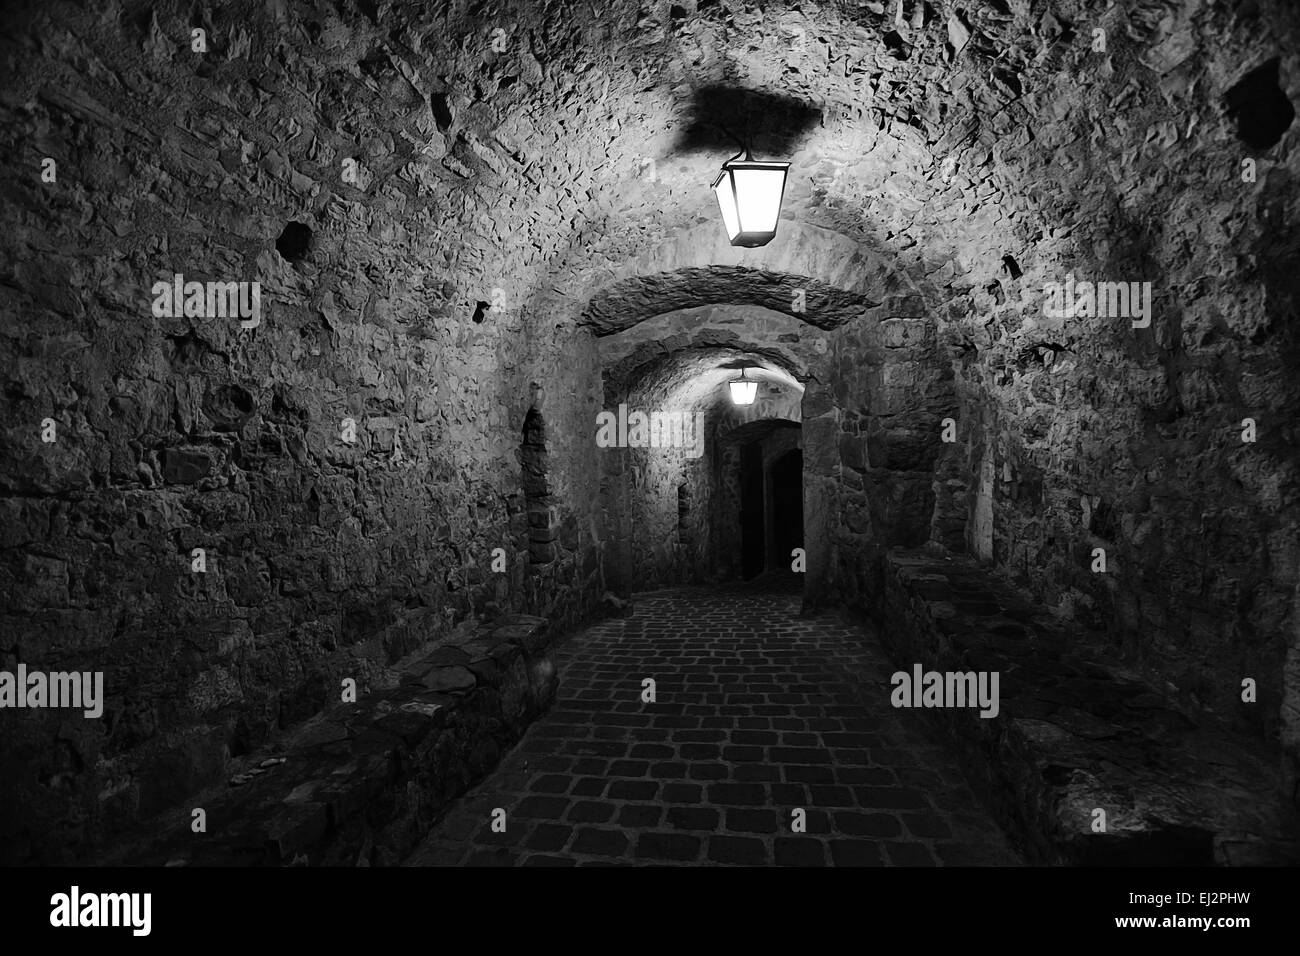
[
  {"x1": 96, "y1": 614, "x2": 556, "y2": 866},
  {"x1": 872, "y1": 549, "x2": 1300, "y2": 866}
]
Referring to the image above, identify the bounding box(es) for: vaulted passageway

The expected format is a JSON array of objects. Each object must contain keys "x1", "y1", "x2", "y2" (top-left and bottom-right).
[{"x1": 1, "y1": 0, "x2": 1298, "y2": 870}]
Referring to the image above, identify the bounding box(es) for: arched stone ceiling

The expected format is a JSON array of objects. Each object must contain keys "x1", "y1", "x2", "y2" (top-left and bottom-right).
[
  {"x1": 584, "y1": 265, "x2": 873, "y2": 334},
  {"x1": 610, "y1": 344, "x2": 803, "y2": 415},
  {"x1": 8, "y1": 0, "x2": 1293, "y2": 363},
  {"x1": 598, "y1": 303, "x2": 825, "y2": 381},
  {"x1": 508, "y1": 0, "x2": 1016, "y2": 318}
]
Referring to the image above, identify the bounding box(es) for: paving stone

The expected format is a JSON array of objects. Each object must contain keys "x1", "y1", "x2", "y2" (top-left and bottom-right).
[
  {"x1": 774, "y1": 837, "x2": 827, "y2": 867},
  {"x1": 529, "y1": 774, "x2": 573, "y2": 794},
  {"x1": 609, "y1": 759, "x2": 651, "y2": 778},
  {"x1": 649, "y1": 762, "x2": 690, "y2": 779},
  {"x1": 567, "y1": 801, "x2": 616, "y2": 824},
  {"x1": 514, "y1": 795, "x2": 570, "y2": 820},
  {"x1": 667, "y1": 807, "x2": 720, "y2": 831},
  {"x1": 635, "y1": 832, "x2": 702, "y2": 862},
  {"x1": 810, "y1": 785, "x2": 857, "y2": 807},
  {"x1": 629, "y1": 744, "x2": 675, "y2": 760},
  {"x1": 707, "y1": 783, "x2": 768, "y2": 806},
  {"x1": 687, "y1": 763, "x2": 730, "y2": 781},
  {"x1": 616, "y1": 804, "x2": 663, "y2": 828},
  {"x1": 725, "y1": 809, "x2": 779, "y2": 834},
  {"x1": 708, "y1": 835, "x2": 768, "y2": 865},
  {"x1": 770, "y1": 783, "x2": 810, "y2": 806},
  {"x1": 834, "y1": 811, "x2": 904, "y2": 838},
  {"x1": 855, "y1": 787, "x2": 930, "y2": 810},
  {"x1": 524, "y1": 824, "x2": 573, "y2": 852},
  {"x1": 680, "y1": 743, "x2": 722, "y2": 760},
  {"x1": 572, "y1": 777, "x2": 608, "y2": 797},
  {"x1": 660, "y1": 782, "x2": 703, "y2": 803},
  {"x1": 473, "y1": 824, "x2": 525, "y2": 847},
  {"x1": 784, "y1": 765, "x2": 837, "y2": 785},
  {"x1": 829, "y1": 840, "x2": 884, "y2": 866},
  {"x1": 572, "y1": 827, "x2": 631, "y2": 857},
  {"x1": 608, "y1": 780, "x2": 659, "y2": 800},
  {"x1": 735, "y1": 764, "x2": 782, "y2": 783}
]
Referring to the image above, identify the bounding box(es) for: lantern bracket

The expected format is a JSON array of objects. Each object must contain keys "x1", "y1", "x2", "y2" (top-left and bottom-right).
[{"x1": 715, "y1": 117, "x2": 754, "y2": 164}]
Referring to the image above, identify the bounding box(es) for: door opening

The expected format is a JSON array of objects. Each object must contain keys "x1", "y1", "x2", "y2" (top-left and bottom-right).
[
  {"x1": 769, "y1": 448, "x2": 803, "y2": 572},
  {"x1": 739, "y1": 441, "x2": 765, "y2": 580}
]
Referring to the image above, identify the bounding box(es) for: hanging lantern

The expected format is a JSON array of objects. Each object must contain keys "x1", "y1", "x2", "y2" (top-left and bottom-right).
[
  {"x1": 729, "y1": 366, "x2": 758, "y2": 406},
  {"x1": 712, "y1": 153, "x2": 791, "y2": 248}
]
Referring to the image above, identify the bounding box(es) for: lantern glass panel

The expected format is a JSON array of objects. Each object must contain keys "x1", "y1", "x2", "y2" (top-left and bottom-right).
[
  {"x1": 713, "y1": 174, "x2": 741, "y2": 241},
  {"x1": 732, "y1": 165, "x2": 786, "y2": 233},
  {"x1": 729, "y1": 380, "x2": 758, "y2": 405}
]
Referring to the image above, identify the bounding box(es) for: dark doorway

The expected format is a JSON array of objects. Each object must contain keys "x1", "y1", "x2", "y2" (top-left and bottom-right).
[
  {"x1": 740, "y1": 441, "x2": 765, "y2": 580},
  {"x1": 770, "y1": 449, "x2": 803, "y2": 570},
  {"x1": 521, "y1": 407, "x2": 555, "y2": 566}
]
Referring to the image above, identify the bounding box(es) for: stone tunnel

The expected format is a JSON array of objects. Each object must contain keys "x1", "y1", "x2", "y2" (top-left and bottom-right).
[{"x1": 1, "y1": 0, "x2": 1299, "y2": 872}]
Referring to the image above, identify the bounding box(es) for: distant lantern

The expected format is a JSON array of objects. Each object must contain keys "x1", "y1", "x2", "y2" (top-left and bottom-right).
[
  {"x1": 712, "y1": 153, "x2": 791, "y2": 248},
  {"x1": 729, "y1": 366, "x2": 758, "y2": 406}
]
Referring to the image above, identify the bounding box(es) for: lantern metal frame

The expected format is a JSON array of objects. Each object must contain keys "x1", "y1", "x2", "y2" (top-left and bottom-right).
[
  {"x1": 711, "y1": 145, "x2": 791, "y2": 248},
  {"x1": 728, "y1": 365, "x2": 759, "y2": 406}
]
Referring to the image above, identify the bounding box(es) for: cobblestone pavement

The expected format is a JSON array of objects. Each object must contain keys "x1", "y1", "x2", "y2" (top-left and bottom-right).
[{"x1": 405, "y1": 581, "x2": 1023, "y2": 866}]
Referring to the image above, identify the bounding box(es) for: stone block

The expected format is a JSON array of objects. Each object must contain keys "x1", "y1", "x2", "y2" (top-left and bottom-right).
[
  {"x1": 265, "y1": 802, "x2": 329, "y2": 859},
  {"x1": 161, "y1": 447, "x2": 214, "y2": 484},
  {"x1": 418, "y1": 665, "x2": 476, "y2": 693}
]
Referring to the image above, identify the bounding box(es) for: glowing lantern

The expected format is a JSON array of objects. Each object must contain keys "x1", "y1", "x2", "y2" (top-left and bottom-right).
[
  {"x1": 729, "y1": 367, "x2": 758, "y2": 405},
  {"x1": 712, "y1": 153, "x2": 790, "y2": 248}
]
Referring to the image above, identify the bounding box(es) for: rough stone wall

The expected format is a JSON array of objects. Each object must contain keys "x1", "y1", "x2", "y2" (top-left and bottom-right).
[
  {"x1": 927, "y1": 2, "x2": 1300, "y2": 795},
  {"x1": 675, "y1": 428, "x2": 716, "y2": 583},
  {"x1": 0, "y1": 0, "x2": 609, "y2": 863},
  {"x1": 827, "y1": 308, "x2": 957, "y2": 607},
  {"x1": 625, "y1": 439, "x2": 702, "y2": 589},
  {"x1": 603, "y1": 363, "x2": 716, "y2": 591},
  {"x1": 714, "y1": 441, "x2": 744, "y2": 582}
]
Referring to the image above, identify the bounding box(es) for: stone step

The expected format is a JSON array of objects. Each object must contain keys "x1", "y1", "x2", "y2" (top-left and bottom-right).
[
  {"x1": 94, "y1": 615, "x2": 557, "y2": 867},
  {"x1": 873, "y1": 549, "x2": 1300, "y2": 866}
]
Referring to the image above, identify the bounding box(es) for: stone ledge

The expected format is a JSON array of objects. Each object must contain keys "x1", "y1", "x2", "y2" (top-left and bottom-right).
[
  {"x1": 94, "y1": 614, "x2": 556, "y2": 866},
  {"x1": 872, "y1": 549, "x2": 1300, "y2": 866}
]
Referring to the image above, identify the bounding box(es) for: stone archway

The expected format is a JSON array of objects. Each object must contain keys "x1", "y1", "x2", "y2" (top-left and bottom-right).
[{"x1": 545, "y1": 221, "x2": 934, "y2": 335}]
